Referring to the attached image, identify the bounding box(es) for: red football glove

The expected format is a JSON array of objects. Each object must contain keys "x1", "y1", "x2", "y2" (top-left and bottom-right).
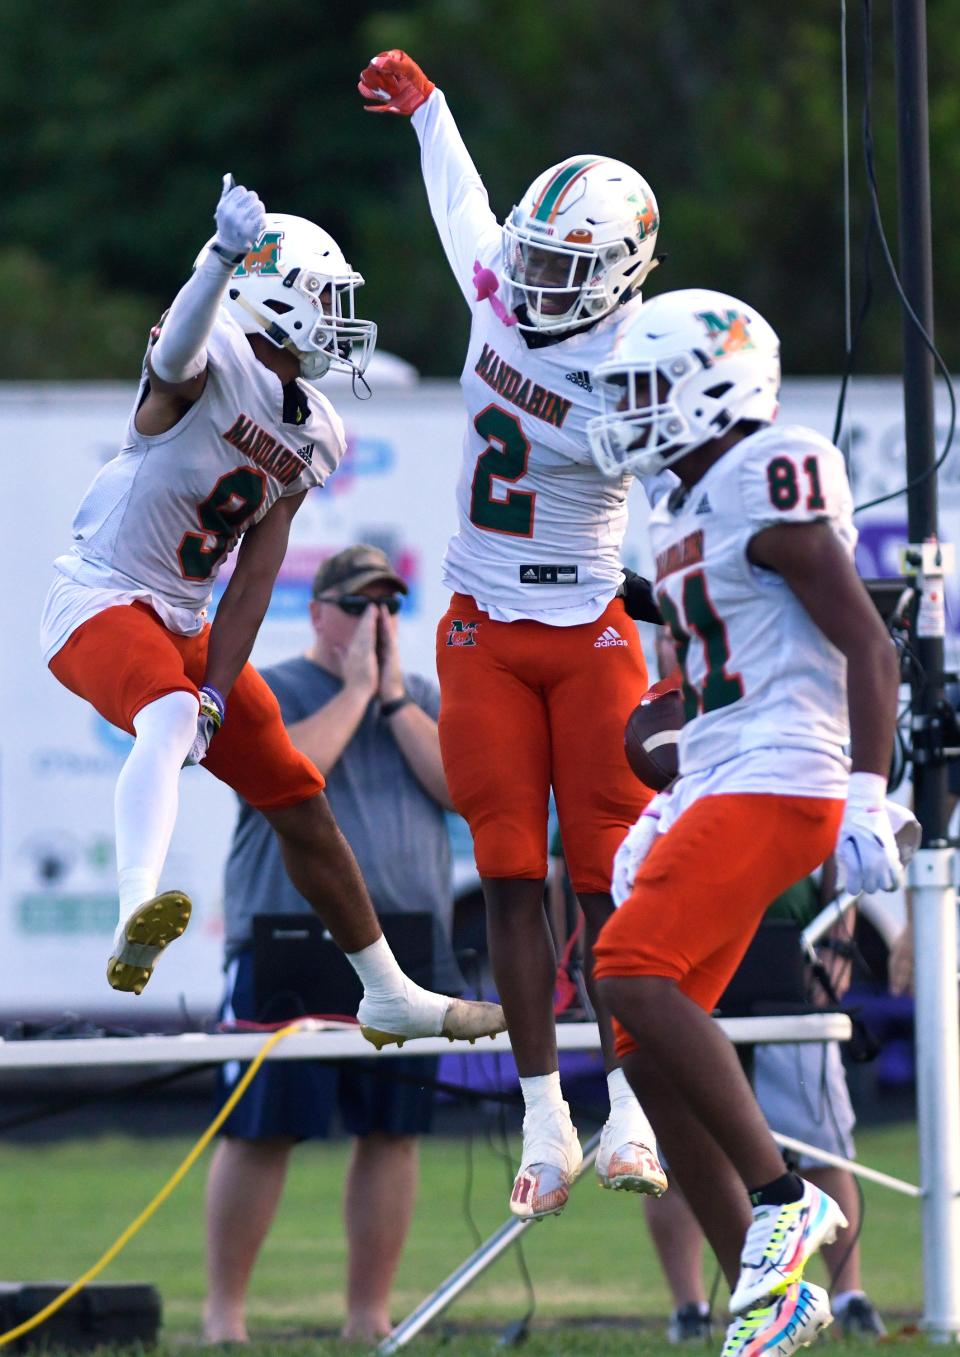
[{"x1": 358, "y1": 50, "x2": 435, "y2": 116}]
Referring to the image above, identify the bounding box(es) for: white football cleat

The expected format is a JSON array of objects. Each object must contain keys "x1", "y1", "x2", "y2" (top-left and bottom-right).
[
  {"x1": 358, "y1": 982, "x2": 506, "y2": 1050},
  {"x1": 722, "y1": 1281, "x2": 833, "y2": 1357},
  {"x1": 106, "y1": 891, "x2": 192, "y2": 995},
  {"x1": 595, "y1": 1113, "x2": 668, "y2": 1196},
  {"x1": 730, "y1": 1180, "x2": 848, "y2": 1315},
  {"x1": 509, "y1": 1100, "x2": 583, "y2": 1219}
]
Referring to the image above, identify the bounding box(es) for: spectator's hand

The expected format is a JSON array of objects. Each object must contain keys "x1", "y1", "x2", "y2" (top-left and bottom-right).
[
  {"x1": 611, "y1": 795, "x2": 666, "y2": 909},
  {"x1": 889, "y1": 923, "x2": 914, "y2": 996},
  {"x1": 376, "y1": 605, "x2": 405, "y2": 704},
  {"x1": 836, "y1": 773, "x2": 903, "y2": 895},
  {"x1": 213, "y1": 173, "x2": 266, "y2": 261},
  {"x1": 335, "y1": 606, "x2": 379, "y2": 697},
  {"x1": 358, "y1": 50, "x2": 435, "y2": 116}
]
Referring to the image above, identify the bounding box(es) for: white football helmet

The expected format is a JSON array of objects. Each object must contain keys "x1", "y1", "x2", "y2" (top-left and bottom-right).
[
  {"x1": 587, "y1": 288, "x2": 781, "y2": 477},
  {"x1": 197, "y1": 213, "x2": 377, "y2": 382},
  {"x1": 502, "y1": 156, "x2": 659, "y2": 334}
]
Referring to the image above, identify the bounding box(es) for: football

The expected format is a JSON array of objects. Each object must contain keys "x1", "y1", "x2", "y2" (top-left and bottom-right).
[{"x1": 624, "y1": 685, "x2": 684, "y2": 791}]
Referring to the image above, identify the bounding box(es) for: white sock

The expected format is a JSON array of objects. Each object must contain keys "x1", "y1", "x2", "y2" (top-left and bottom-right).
[
  {"x1": 346, "y1": 933, "x2": 406, "y2": 996},
  {"x1": 607, "y1": 1067, "x2": 656, "y2": 1142},
  {"x1": 114, "y1": 690, "x2": 198, "y2": 928},
  {"x1": 833, "y1": 1290, "x2": 866, "y2": 1314},
  {"x1": 519, "y1": 1070, "x2": 564, "y2": 1114}
]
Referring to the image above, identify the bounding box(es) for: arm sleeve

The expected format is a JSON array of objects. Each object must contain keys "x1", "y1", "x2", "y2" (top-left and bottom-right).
[
  {"x1": 410, "y1": 89, "x2": 503, "y2": 308},
  {"x1": 150, "y1": 251, "x2": 236, "y2": 384}
]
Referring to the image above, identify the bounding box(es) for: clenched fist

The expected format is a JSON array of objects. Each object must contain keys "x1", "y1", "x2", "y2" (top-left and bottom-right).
[{"x1": 358, "y1": 50, "x2": 435, "y2": 116}]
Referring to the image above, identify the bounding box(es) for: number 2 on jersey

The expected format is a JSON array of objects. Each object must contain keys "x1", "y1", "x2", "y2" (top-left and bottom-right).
[
  {"x1": 658, "y1": 571, "x2": 745, "y2": 721},
  {"x1": 178, "y1": 467, "x2": 267, "y2": 580},
  {"x1": 469, "y1": 406, "x2": 536, "y2": 537}
]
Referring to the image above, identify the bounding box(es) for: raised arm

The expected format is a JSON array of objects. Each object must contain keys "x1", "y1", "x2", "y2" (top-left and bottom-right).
[
  {"x1": 136, "y1": 176, "x2": 265, "y2": 436},
  {"x1": 359, "y1": 50, "x2": 501, "y2": 305}
]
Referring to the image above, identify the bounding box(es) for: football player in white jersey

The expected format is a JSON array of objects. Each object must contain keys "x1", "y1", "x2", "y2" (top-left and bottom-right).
[
  {"x1": 587, "y1": 288, "x2": 909, "y2": 1355},
  {"x1": 40, "y1": 175, "x2": 505, "y2": 1050},
  {"x1": 359, "y1": 50, "x2": 669, "y2": 1216}
]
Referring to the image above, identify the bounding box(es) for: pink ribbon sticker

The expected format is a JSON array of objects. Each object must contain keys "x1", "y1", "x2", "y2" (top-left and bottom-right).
[{"x1": 473, "y1": 260, "x2": 517, "y2": 327}]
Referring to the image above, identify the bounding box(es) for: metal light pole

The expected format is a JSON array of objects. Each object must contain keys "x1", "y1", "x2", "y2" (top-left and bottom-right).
[{"x1": 892, "y1": 0, "x2": 960, "y2": 1336}]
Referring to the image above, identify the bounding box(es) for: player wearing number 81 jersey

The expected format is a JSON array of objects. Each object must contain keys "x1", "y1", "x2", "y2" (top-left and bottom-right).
[
  {"x1": 38, "y1": 174, "x2": 507, "y2": 1056},
  {"x1": 588, "y1": 288, "x2": 909, "y2": 1333},
  {"x1": 654, "y1": 422, "x2": 855, "y2": 788}
]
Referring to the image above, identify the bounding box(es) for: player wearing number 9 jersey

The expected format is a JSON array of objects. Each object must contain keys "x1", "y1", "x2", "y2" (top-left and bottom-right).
[
  {"x1": 588, "y1": 288, "x2": 907, "y2": 1340},
  {"x1": 359, "y1": 49, "x2": 670, "y2": 1220},
  {"x1": 37, "y1": 174, "x2": 507, "y2": 1056}
]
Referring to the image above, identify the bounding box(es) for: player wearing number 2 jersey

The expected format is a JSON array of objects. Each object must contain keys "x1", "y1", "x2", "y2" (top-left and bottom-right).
[
  {"x1": 39, "y1": 174, "x2": 505, "y2": 1052},
  {"x1": 588, "y1": 288, "x2": 909, "y2": 1354},
  {"x1": 359, "y1": 50, "x2": 669, "y2": 1218}
]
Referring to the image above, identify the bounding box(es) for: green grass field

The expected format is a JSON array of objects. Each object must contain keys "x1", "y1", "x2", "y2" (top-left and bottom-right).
[{"x1": 0, "y1": 1120, "x2": 929, "y2": 1354}]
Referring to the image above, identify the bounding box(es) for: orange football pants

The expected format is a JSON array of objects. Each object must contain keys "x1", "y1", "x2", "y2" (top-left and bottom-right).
[
  {"x1": 49, "y1": 602, "x2": 324, "y2": 809},
  {"x1": 436, "y1": 592, "x2": 653, "y2": 894},
  {"x1": 593, "y1": 792, "x2": 845, "y2": 1057}
]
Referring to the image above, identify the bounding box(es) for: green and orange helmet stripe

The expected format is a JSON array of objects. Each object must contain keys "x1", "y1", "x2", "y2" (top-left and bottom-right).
[{"x1": 529, "y1": 157, "x2": 605, "y2": 225}]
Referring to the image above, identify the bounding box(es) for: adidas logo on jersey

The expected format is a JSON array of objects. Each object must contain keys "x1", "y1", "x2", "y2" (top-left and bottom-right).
[
  {"x1": 695, "y1": 492, "x2": 712, "y2": 514},
  {"x1": 594, "y1": 626, "x2": 628, "y2": 648},
  {"x1": 565, "y1": 369, "x2": 593, "y2": 393}
]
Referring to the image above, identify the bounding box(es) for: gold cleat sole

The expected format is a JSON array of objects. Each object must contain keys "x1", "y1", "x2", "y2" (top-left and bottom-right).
[{"x1": 106, "y1": 891, "x2": 192, "y2": 996}]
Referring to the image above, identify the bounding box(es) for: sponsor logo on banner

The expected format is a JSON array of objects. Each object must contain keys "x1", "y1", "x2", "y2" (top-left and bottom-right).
[{"x1": 17, "y1": 893, "x2": 116, "y2": 935}]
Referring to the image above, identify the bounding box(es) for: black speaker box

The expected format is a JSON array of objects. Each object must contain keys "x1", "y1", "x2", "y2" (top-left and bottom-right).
[{"x1": 0, "y1": 1282, "x2": 161, "y2": 1351}]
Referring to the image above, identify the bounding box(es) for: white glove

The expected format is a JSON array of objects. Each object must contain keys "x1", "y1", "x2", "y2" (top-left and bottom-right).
[
  {"x1": 836, "y1": 772, "x2": 903, "y2": 895},
  {"x1": 611, "y1": 795, "x2": 667, "y2": 909},
  {"x1": 183, "y1": 685, "x2": 226, "y2": 768},
  {"x1": 211, "y1": 173, "x2": 266, "y2": 264}
]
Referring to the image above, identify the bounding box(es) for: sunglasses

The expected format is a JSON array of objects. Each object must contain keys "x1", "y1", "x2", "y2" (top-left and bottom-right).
[{"x1": 318, "y1": 594, "x2": 402, "y2": 617}]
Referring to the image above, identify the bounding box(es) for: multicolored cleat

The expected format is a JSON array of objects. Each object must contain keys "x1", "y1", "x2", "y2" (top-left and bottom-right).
[
  {"x1": 106, "y1": 891, "x2": 192, "y2": 995},
  {"x1": 730, "y1": 1180, "x2": 848, "y2": 1315},
  {"x1": 722, "y1": 1281, "x2": 832, "y2": 1357}
]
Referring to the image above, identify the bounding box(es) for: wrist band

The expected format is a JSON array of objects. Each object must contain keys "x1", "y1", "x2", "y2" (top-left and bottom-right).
[
  {"x1": 210, "y1": 241, "x2": 248, "y2": 267},
  {"x1": 381, "y1": 694, "x2": 411, "y2": 718}
]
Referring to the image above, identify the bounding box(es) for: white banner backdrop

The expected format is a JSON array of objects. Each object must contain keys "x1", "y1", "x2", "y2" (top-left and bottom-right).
[{"x1": 1, "y1": 375, "x2": 956, "y2": 1020}]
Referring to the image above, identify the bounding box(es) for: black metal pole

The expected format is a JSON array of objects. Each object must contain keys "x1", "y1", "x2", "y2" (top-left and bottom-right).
[{"x1": 893, "y1": 0, "x2": 948, "y2": 842}]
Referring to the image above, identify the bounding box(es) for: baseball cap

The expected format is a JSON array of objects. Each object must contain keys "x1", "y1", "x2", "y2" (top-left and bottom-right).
[{"x1": 311, "y1": 544, "x2": 409, "y2": 599}]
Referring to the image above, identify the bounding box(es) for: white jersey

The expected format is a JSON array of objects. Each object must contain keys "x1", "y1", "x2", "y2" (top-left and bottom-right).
[
  {"x1": 649, "y1": 425, "x2": 856, "y2": 795},
  {"x1": 43, "y1": 313, "x2": 345, "y2": 659},
  {"x1": 413, "y1": 91, "x2": 669, "y2": 625}
]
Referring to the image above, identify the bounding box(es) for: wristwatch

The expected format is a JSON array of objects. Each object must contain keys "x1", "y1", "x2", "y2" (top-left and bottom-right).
[{"x1": 381, "y1": 694, "x2": 412, "y2": 718}]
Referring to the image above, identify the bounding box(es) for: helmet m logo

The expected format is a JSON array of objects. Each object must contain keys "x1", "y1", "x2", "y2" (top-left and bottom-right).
[
  {"x1": 234, "y1": 231, "x2": 285, "y2": 278},
  {"x1": 696, "y1": 310, "x2": 755, "y2": 358},
  {"x1": 632, "y1": 193, "x2": 659, "y2": 239}
]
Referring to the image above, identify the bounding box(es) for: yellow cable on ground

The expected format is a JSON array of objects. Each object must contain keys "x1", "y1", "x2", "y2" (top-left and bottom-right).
[{"x1": 0, "y1": 1020, "x2": 307, "y2": 1348}]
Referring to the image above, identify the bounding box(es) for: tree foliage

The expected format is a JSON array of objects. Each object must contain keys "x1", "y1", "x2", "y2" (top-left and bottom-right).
[{"x1": 2, "y1": 0, "x2": 956, "y2": 379}]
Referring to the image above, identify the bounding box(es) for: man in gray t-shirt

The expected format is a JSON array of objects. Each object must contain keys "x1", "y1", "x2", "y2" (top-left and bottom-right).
[{"x1": 204, "y1": 545, "x2": 463, "y2": 1345}]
